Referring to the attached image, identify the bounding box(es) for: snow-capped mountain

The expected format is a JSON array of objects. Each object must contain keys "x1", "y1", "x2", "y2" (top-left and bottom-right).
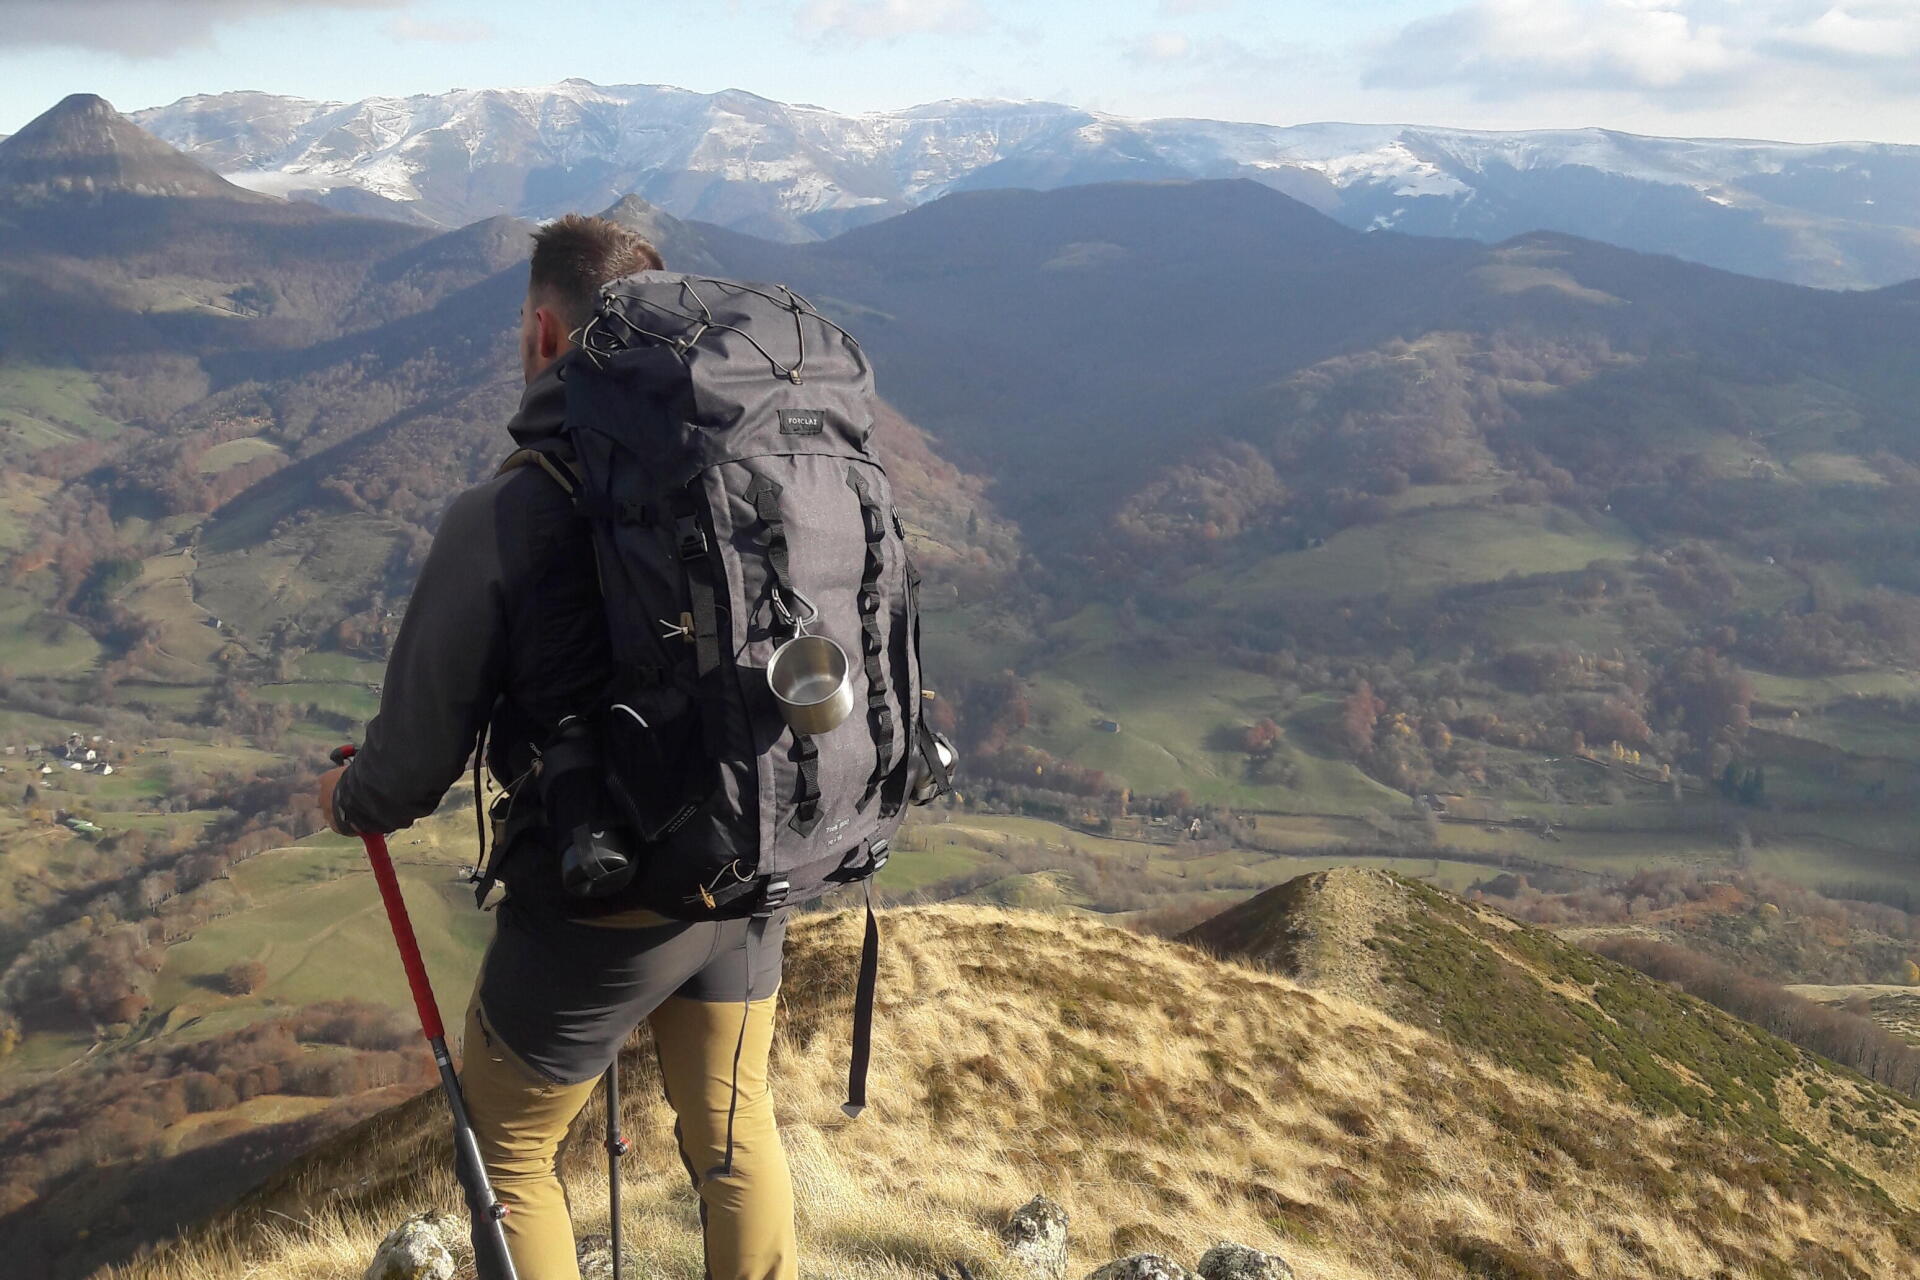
[{"x1": 134, "y1": 80, "x2": 1920, "y2": 288}]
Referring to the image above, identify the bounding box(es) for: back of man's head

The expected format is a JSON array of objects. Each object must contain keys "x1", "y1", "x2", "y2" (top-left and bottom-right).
[{"x1": 528, "y1": 214, "x2": 664, "y2": 332}]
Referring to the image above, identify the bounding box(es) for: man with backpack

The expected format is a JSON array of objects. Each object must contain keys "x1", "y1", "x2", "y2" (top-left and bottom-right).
[{"x1": 316, "y1": 213, "x2": 949, "y2": 1280}]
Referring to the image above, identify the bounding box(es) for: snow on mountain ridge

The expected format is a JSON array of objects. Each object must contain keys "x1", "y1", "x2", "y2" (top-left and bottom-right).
[{"x1": 127, "y1": 81, "x2": 1920, "y2": 287}]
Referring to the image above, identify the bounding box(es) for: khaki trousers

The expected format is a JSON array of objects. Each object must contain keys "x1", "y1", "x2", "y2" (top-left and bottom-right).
[
  {"x1": 460, "y1": 895, "x2": 799, "y2": 1280},
  {"x1": 462, "y1": 996, "x2": 796, "y2": 1280}
]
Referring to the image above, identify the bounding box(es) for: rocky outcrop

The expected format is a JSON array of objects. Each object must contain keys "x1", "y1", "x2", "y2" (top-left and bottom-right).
[
  {"x1": 1000, "y1": 1195, "x2": 1071, "y2": 1279},
  {"x1": 1087, "y1": 1255, "x2": 1198, "y2": 1280},
  {"x1": 1198, "y1": 1242, "x2": 1295, "y2": 1280},
  {"x1": 363, "y1": 1213, "x2": 459, "y2": 1280}
]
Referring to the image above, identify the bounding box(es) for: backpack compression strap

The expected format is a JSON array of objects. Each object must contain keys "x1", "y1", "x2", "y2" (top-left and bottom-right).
[{"x1": 845, "y1": 468, "x2": 897, "y2": 816}]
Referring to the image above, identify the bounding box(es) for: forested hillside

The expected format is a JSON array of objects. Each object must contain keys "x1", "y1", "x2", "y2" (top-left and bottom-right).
[{"x1": 2, "y1": 93, "x2": 1919, "y2": 1277}]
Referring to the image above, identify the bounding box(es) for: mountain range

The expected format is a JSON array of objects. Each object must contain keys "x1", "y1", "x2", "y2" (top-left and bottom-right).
[
  {"x1": 126, "y1": 79, "x2": 1920, "y2": 289},
  {"x1": 4, "y1": 88, "x2": 1920, "y2": 1279}
]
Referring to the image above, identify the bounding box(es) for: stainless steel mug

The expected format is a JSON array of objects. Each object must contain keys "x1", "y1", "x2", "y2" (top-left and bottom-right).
[{"x1": 768, "y1": 633, "x2": 854, "y2": 735}]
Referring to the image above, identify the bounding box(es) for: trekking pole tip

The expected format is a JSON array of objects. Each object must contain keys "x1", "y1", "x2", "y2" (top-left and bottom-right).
[{"x1": 840, "y1": 1102, "x2": 865, "y2": 1120}]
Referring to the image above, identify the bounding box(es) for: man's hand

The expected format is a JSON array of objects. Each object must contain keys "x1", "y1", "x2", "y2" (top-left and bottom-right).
[{"x1": 317, "y1": 764, "x2": 353, "y2": 836}]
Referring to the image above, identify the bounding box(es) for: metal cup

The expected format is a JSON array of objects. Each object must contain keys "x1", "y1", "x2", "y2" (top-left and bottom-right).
[{"x1": 768, "y1": 633, "x2": 854, "y2": 735}]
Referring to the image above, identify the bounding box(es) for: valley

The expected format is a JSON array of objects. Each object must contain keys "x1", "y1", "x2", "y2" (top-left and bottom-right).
[{"x1": 0, "y1": 91, "x2": 1917, "y2": 1278}]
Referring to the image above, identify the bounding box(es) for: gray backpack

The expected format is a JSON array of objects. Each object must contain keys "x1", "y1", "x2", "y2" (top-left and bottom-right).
[
  {"x1": 510, "y1": 274, "x2": 953, "y2": 1116},
  {"x1": 514, "y1": 273, "x2": 950, "y2": 926}
]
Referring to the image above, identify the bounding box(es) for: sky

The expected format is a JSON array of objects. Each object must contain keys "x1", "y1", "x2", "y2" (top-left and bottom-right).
[{"x1": 0, "y1": 0, "x2": 1916, "y2": 144}]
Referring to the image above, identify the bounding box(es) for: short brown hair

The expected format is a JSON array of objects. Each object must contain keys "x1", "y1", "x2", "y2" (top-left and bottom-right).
[{"x1": 528, "y1": 214, "x2": 664, "y2": 330}]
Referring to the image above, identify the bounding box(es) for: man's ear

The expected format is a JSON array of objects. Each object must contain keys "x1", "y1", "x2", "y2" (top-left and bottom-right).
[{"x1": 536, "y1": 305, "x2": 571, "y2": 359}]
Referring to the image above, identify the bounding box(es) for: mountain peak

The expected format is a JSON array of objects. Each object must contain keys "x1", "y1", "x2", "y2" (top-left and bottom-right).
[
  {"x1": 592, "y1": 194, "x2": 723, "y2": 274},
  {"x1": 0, "y1": 92, "x2": 265, "y2": 205}
]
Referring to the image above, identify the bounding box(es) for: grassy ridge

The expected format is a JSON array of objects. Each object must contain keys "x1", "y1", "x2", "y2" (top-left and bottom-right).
[{"x1": 115, "y1": 904, "x2": 1920, "y2": 1280}]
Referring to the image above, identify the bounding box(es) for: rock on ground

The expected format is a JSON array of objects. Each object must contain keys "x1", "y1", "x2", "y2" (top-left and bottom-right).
[
  {"x1": 1087, "y1": 1256, "x2": 1198, "y2": 1280},
  {"x1": 1000, "y1": 1195, "x2": 1072, "y2": 1280},
  {"x1": 364, "y1": 1213, "x2": 457, "y2": 1280},
  {"x1": 1198, "y1": 1242, "x2": 1295, "y2": 1280}
]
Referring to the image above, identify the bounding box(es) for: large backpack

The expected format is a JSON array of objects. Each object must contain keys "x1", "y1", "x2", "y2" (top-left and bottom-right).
[
  {"x1": 508, "y1": 272, "x2": 949, "y2": 928},
  {"x1": 505, "y1": 273, "x2": 951, "y2": 1116}
]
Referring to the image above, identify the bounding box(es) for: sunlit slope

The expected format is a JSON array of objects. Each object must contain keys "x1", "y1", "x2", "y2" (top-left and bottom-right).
[
  {"x1": 124, "y1": 901, "x2": 1919, "y2": 1280},
  {"x1": 1188, "y1": 868, "x2": 1920, "y2": 1212}
]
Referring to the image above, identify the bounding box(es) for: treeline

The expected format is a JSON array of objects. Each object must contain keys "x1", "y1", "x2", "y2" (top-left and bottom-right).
[
  {"x1": 1591, "y1": 936, "x2": 1920, "y2": 1098},
  {"x1": 0, "y1": 999, "x2": 428, "y2": 1216}
]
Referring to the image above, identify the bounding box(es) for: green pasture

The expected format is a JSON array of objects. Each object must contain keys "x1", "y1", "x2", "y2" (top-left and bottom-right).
[
  {"x1": 295, "y1": 652, "x2": 388, "y2": 683},
  {"x1": 198, "y1": 437, "x2": 287, "y2": 474},
  {"x1": 196, "y1": 512, "x2": 411, "y2": 640},
  {"x1": 1749, "y1": 668, "x2": 1920, "y2": 712},
  {"x1": 1755, "y1": 705, "x2": 1920, "y2": 763},
  {"x1": 0, "y1": 589, "x2": 100, "y2": 675},
  {"x1": 256, "y1": 680, "x2": 382, "y2": 722},
  {"x1": 151, "y1": 831, "x2": 490, "y2": 1045},
  {"x1": 1176, "y1": 503, "x2": 1641, "y2": 612},
  {"x1": 1020, "y1": 656, "x2": 1406, "y2": 812},
  {"x1": 0, "y1": 362, "x2": 119, "y2": 451}
]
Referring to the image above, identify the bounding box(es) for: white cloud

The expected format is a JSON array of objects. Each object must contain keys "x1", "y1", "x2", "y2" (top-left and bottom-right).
[
  {"x1": 1367, "y1": 0, "x2": 1920, "y2": 104},
  {"x1": 0, "y1": 0, "x2": 407, "y2": 55},
  {"x1": 1367, "y1": 1, "x2": 1748, "y2": 98},
  {"x1": 1769, "y1": 3, "x2": 1920, "y2": 69},
  {"x1": 796, "y1": 0, "x2": 989, "y2": 42},
  {"x1": 1128, "y1": 31, "x2": 1196, "y2": 65},
  {"x1": 386, "y1": 15, "x2": 495, "y2": 45},
  {"x1": 1366, "y1": 1, "x2": 1920, "y2": 104}
]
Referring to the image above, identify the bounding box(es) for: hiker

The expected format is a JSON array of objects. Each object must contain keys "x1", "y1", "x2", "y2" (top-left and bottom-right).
[{"x1": 317, "y1": 214, "x2": 951, "y2": 1280}]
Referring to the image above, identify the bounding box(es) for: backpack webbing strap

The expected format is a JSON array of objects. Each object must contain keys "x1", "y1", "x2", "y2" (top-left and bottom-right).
[
  {"x1": 842, "y1": 880, "x2": 880, "y2": 1119},
  {"x1": 745, "y1": 474, "x2": 797, "y2": 616},
  {"x1": 671, "y1": 491, "x2": 723, "y2": 678},
  {"x1": 876, "y1": 549, "x2": 929, "y2": 815},
  {"x1": 845, "y1": 469, "x2": 894, "y2": 814},
  {"x1": 788, "y1": 735, "x2": 823, "y2": 837},
  {"x1": 497, "y1": 445, "x2": 578, "y2": 495}
]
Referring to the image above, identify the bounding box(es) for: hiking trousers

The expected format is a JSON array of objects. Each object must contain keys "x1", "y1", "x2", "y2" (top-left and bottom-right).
[{"x1": 460, "y1": 900, "x2": 797, "y2": 1280}]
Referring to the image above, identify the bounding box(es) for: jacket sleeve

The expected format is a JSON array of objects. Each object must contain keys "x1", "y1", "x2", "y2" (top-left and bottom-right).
[{"x1": 333, "y1": 484, "x2": 510, "y2": 834}]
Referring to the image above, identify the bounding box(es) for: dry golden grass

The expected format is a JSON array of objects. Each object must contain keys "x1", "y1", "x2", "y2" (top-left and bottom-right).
[{"x1": 115, "y1": 906, "x2": 1920, "y2": 1280}]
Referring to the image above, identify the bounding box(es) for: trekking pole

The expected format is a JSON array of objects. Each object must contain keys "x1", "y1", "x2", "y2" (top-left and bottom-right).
[
  {"x1": 604, "y1": 1062, "x2": 628, "y2": 1280},
  {"x1": 330, "y1": 745, "x2": 519, "y2": 1280}
]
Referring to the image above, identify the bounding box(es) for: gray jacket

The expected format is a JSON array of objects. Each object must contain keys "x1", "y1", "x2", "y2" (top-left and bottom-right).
[{"x1": 334, "y1": 355, "x2": 608, "y2": 835}]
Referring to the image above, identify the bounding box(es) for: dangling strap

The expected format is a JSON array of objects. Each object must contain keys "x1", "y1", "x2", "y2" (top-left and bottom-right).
[
  {"x1": 707, "y1": 913, "x2": 772, "y2": 1181},
  {"x1": 843, "y1": 881, "x2": 881, "y2": 1119},
  {"x1": 470, "y1": 720, "x2": 488, "y2": 894},
  {"x1": 846, "y1": 469, "x2": 895, "y2": 814}
]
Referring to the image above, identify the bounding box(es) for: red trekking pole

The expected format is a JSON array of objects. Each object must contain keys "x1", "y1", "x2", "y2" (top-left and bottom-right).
[{"x1": 330, "y1": 745, "x2": 518, "y2": 1280}]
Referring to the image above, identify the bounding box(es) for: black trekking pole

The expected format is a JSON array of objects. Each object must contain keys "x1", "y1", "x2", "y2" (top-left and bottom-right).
[
  {"x1": 604, "y1": 1062, "x2": 629, "y2": 1280},
  {"x1": 330, "y1": 745, "x2": 519, "y2": 1280}
]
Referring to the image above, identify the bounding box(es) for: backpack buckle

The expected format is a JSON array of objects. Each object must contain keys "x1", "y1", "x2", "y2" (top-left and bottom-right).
[
  {"x1": 757, "y1": 875, "x2": 791, "y2": 917},
  {"x1": 676, "y1": 514, "x2": 707, "y2": 560}
]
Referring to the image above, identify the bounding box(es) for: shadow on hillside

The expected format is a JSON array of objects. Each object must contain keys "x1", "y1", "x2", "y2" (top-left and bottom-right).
[{"x1": 0, "y1": 1088, "x2": 411, "y2": 1280}]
